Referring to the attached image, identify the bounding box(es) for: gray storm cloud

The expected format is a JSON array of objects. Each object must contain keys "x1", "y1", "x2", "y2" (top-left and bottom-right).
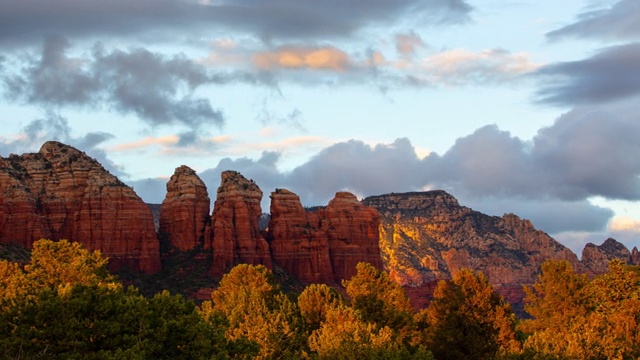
[
  {"x1": 3, "y1": 37, "x2": 226, "y2": 130},
  {"x1": 152, "y1": 104, "x2": 639, "y2": 235},
  {"x1": 0, "y1": 0, "x2": 472, "y2": 47},
  {"x1": 535, "y1": 43, "x2": 640, "y2": 106},
  {"x1": 547, "y1": 0, "x2": 640, "y2": 42}
]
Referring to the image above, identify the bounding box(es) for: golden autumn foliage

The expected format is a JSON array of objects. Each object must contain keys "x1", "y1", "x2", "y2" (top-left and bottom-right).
[
  {"x1": 3, "y1": 240, "x2": 640, "y2": 359},
  {"x1": 203, "y1": 263, "x2": 306, "y2": 359},
  {"x1": 521, "y1": 259, "x2": 640, "y2": 359},
  {"x1": 422, "y1": 268, "x2": 519, "y2": 360}
]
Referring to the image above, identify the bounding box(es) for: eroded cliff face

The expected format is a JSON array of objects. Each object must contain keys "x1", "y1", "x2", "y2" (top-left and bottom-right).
[
  {"x1": 362, "y1": 191, "x2": 584, "y2": 308},
  {"x1": 322, "y1": 192, "x2": 384, "y2": 282},
  {"x1": 267, "y1": 188, "x2": 334, "y2": 284},
  {"x1": 0, "y1": 141, "x2": 160, "y2": 273},
  {"x1": 267, "y1": 189, "x2": 383, "y2": 284},
  {"x1": 209, "y1": 171, "x2": 272, "y2": 275},
  {"x1": 581, "y1": 238, "x2": 638, "y2": 274},
  {"x1": 159, "y1": 165, "x2": 211, "y2": 252}
]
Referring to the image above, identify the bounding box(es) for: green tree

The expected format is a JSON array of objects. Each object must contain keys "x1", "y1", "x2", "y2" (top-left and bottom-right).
[{"x1": 424, "y1": 268, "x2": 519, "y2": 360}]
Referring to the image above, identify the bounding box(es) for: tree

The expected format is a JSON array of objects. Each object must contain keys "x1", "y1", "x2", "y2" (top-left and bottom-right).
[
  {"x1": 309, "y1": 305, "x2": 433, "y2": 360},
  {"x1": 424, "y1": 268, "x2": 518, "y2": 360},
  {"x1": 520, "y1": 260, "x2": 592, "y2": 357},
  {"x1": 204, "y1": 264, "x2": 306, "y2": 359},
  {"x1": 297, "y1": 283, "x2": 344, "y2": 331},
  {"x1": 343, "y1": 262, "x2": 414, "y2": 335},
  {"x1": 25, "y1": 239, "x2": 115, "y2": 289},
  {"x1": 521, "y1": 259, "x2": 640, "y2": 359}
]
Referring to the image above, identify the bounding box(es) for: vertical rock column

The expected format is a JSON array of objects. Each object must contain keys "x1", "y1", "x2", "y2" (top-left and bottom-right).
[
  {"x1": 159, "y1": 165, "x2": 211, "y2": 252},
  {"x1": 210, "y1": 171, "x2": 272, "y2": 276},
  {"x1": 268, "y1": 188, "x2": 334, "y2": 283}
]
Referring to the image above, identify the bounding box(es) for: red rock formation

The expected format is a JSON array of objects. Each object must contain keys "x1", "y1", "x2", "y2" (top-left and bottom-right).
[
  {"x1": 0, "y1": 141, "x2": 160, "y2": 273},
  {"x1": 267, "y1": 189, "x2": 334, "y2": 283},
  {"x1": 362, "y1": 191, "x2": 584, "y2": 311},
  {"x1": 632, "y1": 247, "x2": 640, "y2": 265},
  {"x1": 321, "y1": 192, "x2": 383, "y2": 283},
  {"x1": 581, "y1": 238, "x2": 633, "y2": 274},
  {"x1": 159, "y1": 165, "x2": 211, "y2": 252},
  {"x1": 267, "y1": 189, "x2": 382, "y2": 284},
  {"x1": 210, "y1": 171, "x2": 272, "y2": 275}
]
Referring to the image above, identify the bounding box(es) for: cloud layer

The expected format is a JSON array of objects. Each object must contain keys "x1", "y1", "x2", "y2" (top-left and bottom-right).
[
  {"x1": 0, "y1": 0, "x2": 472, "y2": 46},
  {"x1": 3, "y1": 37, "x2": 230, "y2": 131}
]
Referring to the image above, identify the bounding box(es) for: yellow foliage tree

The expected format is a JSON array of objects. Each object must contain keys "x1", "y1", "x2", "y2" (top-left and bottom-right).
[
  {"x1": 424, "y1": 268, "x2": 519, "y2": 360},
  {"x1": 522, "y1": 259, "x2": 640, "y2": 359},
  {"x1": 297, "y1": 283, "x2": 344, "y2": 331},
  {"x1": 204, "y1": 264, "x2": 305, "y2": 359}
]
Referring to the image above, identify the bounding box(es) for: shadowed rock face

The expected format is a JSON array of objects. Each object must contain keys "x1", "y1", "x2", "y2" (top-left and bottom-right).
[
  {"x1": 159, "y1": 165, "x2": 211, "y2": 252},
  {"x1": 267, "y1": 189, "x2": 383, "y2": 284},
  {"x1": 267, "y1": 188, "x2": 334, "y2": 284},
  {"x1": 362, "y1": 191, "x2": 584, "y2": 309},
  {"x1": 0, "y1": 141, "x2": 160, "y2": 274},
  {"x1": 322, "y1": 192, "x2": 384, "y2": 282},
  {"x1": 582, "y1": 238, "x2": 638, "y2": 274},
  {"x1": 209, "y1": 171, "x2": 272, "y2": 275}
]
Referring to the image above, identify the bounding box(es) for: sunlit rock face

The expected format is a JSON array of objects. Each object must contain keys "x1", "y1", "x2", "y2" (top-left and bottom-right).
[
  {"x1": 0, "y1": 141, "x2": 160, "y2": 274},
  {"x1": 363, "y1": 191, "x2": 584, "y2": 309},
  {"x1": 209, "y1": 171, "x2": 272, "y2": 276},
  {"x1": 581, "y1": 238, "x2": 638, "y2": 274},
  {"x1": 159, "y1": 165, "x2": 211, "y2": 252}
]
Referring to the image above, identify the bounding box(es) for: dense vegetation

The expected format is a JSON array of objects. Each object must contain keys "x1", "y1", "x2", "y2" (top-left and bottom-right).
[{"x1": 1, "y1": 239, "x2": 639, "y2": 359}]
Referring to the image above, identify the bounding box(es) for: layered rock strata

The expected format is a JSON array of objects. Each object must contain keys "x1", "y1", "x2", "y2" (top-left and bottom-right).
[
  {"x1": 209, "y1": 171, "x2": 272, "y2": 275},
  {"x1": 267, "y1": 189, "x2": 383, "y2": 284},
  {"x1": 322, "y1": 192, "x2": 384, "y2": 282},
  {"x1": 159, "y1": 165, "x2": 211, "y2": 252},
  {"x1": 0, "y1": 141, "x2": 160, "y2": 273},
  {"x1": 267, "y1": 188, "x2": 334, "y2": 283}
]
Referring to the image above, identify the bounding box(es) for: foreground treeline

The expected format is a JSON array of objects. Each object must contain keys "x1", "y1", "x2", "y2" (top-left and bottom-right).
[{"x1": 0, "y1": 240, "x2": 639, "y2": 359}]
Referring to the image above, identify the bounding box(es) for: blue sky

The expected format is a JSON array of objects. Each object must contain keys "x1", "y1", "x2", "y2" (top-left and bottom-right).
[{"x1": 1, "y1": 0, "x2": 639, "y2": 255}]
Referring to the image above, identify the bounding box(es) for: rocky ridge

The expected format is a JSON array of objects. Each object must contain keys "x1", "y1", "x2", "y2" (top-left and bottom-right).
[
  {"x1": 582, "y1": 238, "x2": 640, "y2": 274},
  {"x1": 363, "y1": 191, "x2": 589, "y2": 308},
  {"x1": 0, "y1": 141, "x2": 160, "y2": 273},
  {"x1": 2, "y1": 142, "x2": 637, "y2": 311},
  {"x1": 209, "y1": 170, "x2": 273, "y2": 275}
]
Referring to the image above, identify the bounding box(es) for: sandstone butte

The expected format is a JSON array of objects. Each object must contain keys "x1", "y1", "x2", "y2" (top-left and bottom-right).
[
  {"x1": 207, "y1": 171, "x2": 383, "y2": 282},
  {"x1": 209, "y1": 170, "x2": 273, "y2": 275},
  {"x1": 0, "y1": 141, "x2": 160, "y2": 273},
  {"x1": 159, "y1": 165, "x2": 211, "y2": 252},
  {"x1": 267, "y1": 189, "x2": 383, "y2": 284}
]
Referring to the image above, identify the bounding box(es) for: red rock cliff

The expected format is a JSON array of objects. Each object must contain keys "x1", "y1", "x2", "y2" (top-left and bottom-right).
[
  {"x1": 321, "y1": 192, "x2": 383, "y2": 283},
  {"x1": 267, "y1": 188, "x2": 334, "y2": 283},
  {"x1": 0, "y1": 141, "x2": 160, "y2": 273},
  {"x1": 210, "y1": 171, "x2": 272, "y2": 275},
  {"x1": 159, "y1": 165, "x2": 211, "y2": 252}
]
